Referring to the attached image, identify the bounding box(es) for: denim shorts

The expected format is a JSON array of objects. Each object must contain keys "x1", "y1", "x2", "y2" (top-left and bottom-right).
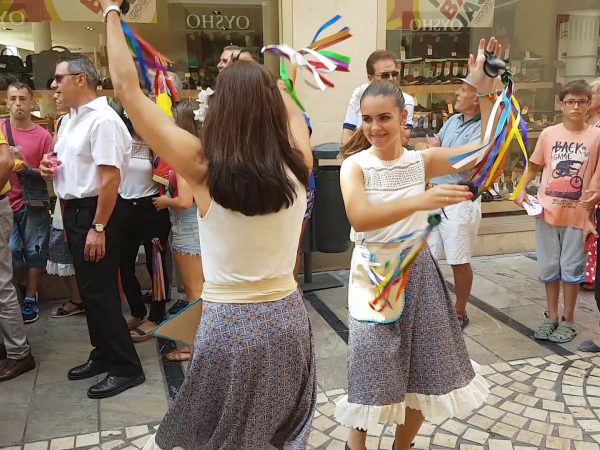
[
  {"x1": 169, "y1": 202, "x2": 201, "y2": 256},
  {"x1": 535, "y1": 218, "x2": 586, "y2": 284},
  {"x1": 9, "y1": 205, "x2": 50, "y2": 270}
]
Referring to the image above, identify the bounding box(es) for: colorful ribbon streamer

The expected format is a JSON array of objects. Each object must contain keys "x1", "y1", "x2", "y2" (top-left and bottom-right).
[
  {"x1": 151, "y1": 238, "x2": 166, "y2": 302},
  {"x1": 121, "y1": 20, "x2": 179, "y2": 104},
  {"x1": 448, "y1": 74, "x2": 528, "y2": 200},
  {"x1": 262, "y1": 16, "x2": 352, "y2": 110},
  {"x1": 366, "y1": 214, "x2": 442, "y2": 311}
]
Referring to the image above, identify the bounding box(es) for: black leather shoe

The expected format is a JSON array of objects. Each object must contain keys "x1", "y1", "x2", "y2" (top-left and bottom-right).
[
  {"x1": 87, "y1": 373, "x2": 145, "y2": 399},
  {"x1": 68, "y1": 360, "x2": 108, "y2": 381},
  {"x1": 0, "y1": 343, "x2": 6, "y2": 360}
]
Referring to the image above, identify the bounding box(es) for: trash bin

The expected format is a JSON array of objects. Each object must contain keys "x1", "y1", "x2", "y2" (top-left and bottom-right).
[{"x1": 313, "y1": 143, "x2": 352, "y2": 254}]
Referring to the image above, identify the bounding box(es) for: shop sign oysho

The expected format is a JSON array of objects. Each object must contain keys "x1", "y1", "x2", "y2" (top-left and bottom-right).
[
  {"x1": 186, "y1": 14, "x2": 253, "y2": 31},
  {"x1": 387, "y1": 0, "x2": 495, "y2": 30}
]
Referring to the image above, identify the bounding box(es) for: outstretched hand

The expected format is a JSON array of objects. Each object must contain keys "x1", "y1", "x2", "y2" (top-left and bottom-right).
[{"x1": 468, "y1": 38, "x2": 502, "y2": 94}]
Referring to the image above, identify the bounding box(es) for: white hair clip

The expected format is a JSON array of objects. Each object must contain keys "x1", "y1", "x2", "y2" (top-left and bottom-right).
[
  {"x1": 350, "y1": 83, "x2": 368, "y2": 115},
  {"x1": 193, "y1": 88, "x2": 214, "y2": 122}
]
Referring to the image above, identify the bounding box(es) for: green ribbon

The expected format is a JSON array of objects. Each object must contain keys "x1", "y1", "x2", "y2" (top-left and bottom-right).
[{"x1": 280, "y1": 59, "x2": 305, "y2": 112}]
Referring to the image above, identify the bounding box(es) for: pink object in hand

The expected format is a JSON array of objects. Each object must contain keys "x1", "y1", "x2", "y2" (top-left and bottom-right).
[{"x1": 48, "y1": 154, "x2": 58, "y2": 174}]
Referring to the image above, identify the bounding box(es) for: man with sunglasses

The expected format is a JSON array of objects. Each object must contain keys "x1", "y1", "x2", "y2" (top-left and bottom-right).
[
  {"x1": 341, "y1": 50, "x2": 414, "y2": 146},
  {"x1": 515, "y1": 80, "x2": 600, "y2": 345},
  {"x1": 40, "y1": 54, "x2": 144, "y2": 399}
]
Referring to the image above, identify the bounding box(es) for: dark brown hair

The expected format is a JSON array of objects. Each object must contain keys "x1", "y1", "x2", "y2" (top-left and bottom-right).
[
  {"x1": 203, "y1": 60, "x2": 309, "y2": 216},
  {"x1": 366, "y1": 50, "x2": 397, "y2": 75},
  {"x1": 560, "y1": 80, "x2": 592, "y2": 101},
  {"x1": 339, "y1": 81, "x2": 406, "y2": 160},
  {"x1": 172, "y1": 101, "x2": 201, "y2": 138}
]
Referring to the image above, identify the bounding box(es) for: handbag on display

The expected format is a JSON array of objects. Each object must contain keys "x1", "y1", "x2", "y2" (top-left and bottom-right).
[
  {"x1": 0, "y1": 48, "x2": 26, "y2": 74},
  {"x1": 4, "y1": 120, "x2": 50, "y2": 208},
  {"x1": 28, "y1": 46, "x2": 71, "y2": 89},
  {"x1": 0, "y1": 48, "x2": 32, "y2": 89}
]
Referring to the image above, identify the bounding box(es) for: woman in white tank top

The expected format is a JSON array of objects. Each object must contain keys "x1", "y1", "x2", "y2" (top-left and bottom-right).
[
  {"x1": 335, "y1": 39, "x2": 502, "y2": 449},
  {"x1": 104, "y1": 11, "x2": 315, "y2": 450}
]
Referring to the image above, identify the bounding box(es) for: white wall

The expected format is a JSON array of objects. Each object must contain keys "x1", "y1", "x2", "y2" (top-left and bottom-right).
[{"x1": 280, "y1": 0, "x2": 380, "y2": 145}]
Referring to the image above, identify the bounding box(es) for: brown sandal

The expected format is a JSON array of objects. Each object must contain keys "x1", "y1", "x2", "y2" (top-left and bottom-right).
[
  {"x1": 51, "y1": 300, "x2": 85, "y2": 318},
  {"x1": 126, "y1": 317, "x2": 145, "y2": 331},
  {"x1": 166, "y1": 347, "x2": 192, "y2": 362},
  {"x1": 131, "y1": 327, "x2": 156, "y2": 342}
]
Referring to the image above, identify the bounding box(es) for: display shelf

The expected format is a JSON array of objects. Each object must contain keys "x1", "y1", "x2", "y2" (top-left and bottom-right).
[
  {"x1": 402, "y1": 82, "x2": 553, "y2": 95},
  {"x1": 481, "y1": 200, "x2": 524, "y2": 214}
]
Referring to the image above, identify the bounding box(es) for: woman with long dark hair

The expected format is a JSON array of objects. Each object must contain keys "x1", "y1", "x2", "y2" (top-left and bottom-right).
[
  {"x1": 152, "y1": 101, "x2": 204, "y2": 362},
  {"x1": 95, "y1": 1, "x2": 315, "y2": 447},
  {"x1": 335, "y1": 39, "x2": 499, "y2": 449}
]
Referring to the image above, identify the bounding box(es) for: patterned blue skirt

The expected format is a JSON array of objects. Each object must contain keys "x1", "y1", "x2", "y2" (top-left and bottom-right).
[{"x1": 154, "y1": 290, "x2": 316, "y2": 450}]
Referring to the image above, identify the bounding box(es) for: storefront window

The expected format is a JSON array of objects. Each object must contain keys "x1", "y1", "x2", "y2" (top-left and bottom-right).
[
  {"x1": 386, "y1": 0, "x2": 600, "y2": 214},
  {"x1": 0, "y1": 0, "x2": 279, "y2": 121}
]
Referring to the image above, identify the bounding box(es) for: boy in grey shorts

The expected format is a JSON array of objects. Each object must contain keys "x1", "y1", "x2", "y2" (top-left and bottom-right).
[{"x1": 515, "y1": 80, "x2": 600, "y2": 343}]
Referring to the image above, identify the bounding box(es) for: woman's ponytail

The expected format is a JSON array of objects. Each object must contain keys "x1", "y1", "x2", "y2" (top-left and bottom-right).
[{"x1": 339, "y1": 127, "x2": 370, "y2": 161}]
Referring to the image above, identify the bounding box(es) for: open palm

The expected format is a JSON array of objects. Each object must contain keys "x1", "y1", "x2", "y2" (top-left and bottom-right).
[{"x1": 468, "y1": 38, "x2": 502, "y2": 94}]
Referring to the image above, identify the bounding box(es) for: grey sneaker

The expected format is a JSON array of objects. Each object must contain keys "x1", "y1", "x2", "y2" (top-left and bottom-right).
[
  {"x1": 549, "y1": 318, "x2": 579, "y2": 343},
  {"x1": 534, "y1": 317, "x2": 558, "y2": 340}
]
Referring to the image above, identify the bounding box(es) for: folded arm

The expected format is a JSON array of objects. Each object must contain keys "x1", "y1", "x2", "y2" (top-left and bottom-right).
[{"x1": 105, "y1": 10, "x2": 206, "y2": 186}]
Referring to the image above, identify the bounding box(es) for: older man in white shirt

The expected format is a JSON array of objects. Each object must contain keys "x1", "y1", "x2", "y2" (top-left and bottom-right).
[{"x1": 40, "y1": 54, "x2": 144, "y2": 399}]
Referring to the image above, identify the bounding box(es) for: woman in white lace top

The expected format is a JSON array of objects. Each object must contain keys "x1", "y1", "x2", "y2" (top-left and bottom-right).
[{"x1": 335, "y1": 38, "x2": 503, "y2": 450}]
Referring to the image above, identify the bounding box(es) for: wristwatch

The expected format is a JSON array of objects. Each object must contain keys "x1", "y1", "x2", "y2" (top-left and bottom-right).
[
  {"x1": 91, "y1": 224, "x2": 105, "y2": 233},
  {"x1": 103, "y1": 5, "x2": 122, "y2": 22}
]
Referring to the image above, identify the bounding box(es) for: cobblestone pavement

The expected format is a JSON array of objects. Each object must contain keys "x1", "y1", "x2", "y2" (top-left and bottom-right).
[
  {"x1": 309, "y1": 353, "x2": 600, "y2": 450},
  {"x1": 3, "y1": 253, "x2": 600, "y2": 450}
]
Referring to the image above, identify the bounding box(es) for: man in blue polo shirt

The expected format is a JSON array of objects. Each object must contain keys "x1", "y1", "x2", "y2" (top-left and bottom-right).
[{"x1": 417, "y1": 74, "x2": 482, "y2": 330}]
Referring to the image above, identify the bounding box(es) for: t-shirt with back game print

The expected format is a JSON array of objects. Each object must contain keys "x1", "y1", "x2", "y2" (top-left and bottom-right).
[{"x1": 530, "y1": 123, "x2": 600, "y2": 230}]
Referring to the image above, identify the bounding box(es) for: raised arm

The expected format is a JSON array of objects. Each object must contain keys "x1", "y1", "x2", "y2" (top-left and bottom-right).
[
  {"x1": 422, "y1": 38, "x2": 502, "y2": 180},
  {"x1": 102, "y1": 1, "x2": 206, "y2": 185},
  {"x1": 341, "y1": 159, "x2": 472, "y2": 232},
  {"x1": 276, "y1": 81, "x2": 312, "y2": 172}
]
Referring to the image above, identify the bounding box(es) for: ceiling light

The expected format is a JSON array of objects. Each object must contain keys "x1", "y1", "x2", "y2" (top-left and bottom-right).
[
  {"x1": 86, "y1": 26, "x2": 94, "y2": 31},
  {"x1": 212, "y1": 10, "x2": 221, "y2": 15},
  {"x1": 2, "y1": 27, "x2": 12, "y2": 31}
]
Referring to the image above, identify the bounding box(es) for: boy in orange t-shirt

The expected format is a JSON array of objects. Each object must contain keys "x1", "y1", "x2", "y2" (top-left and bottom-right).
[{"x1": 516, "y1": 80, "x2": 600, "y2": 344}]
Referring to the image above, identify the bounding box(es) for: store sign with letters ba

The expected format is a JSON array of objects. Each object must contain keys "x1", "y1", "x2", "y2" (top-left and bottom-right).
[{"x1": 387, "y1": 0, "x2": 495, "y2": 30}]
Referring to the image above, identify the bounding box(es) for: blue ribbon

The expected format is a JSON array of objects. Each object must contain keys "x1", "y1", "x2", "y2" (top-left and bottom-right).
[
  {"x1": 310, "y1": 15, "x2": 342, "y2": 45},
  {"x1": 122, "y1": 21, "x2": 152, "y2": 93}
]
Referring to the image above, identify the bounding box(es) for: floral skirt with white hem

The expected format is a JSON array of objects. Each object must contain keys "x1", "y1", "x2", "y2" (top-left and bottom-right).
[{"x1": 335, "y1": 245, "x2": 489, "y2": 431}]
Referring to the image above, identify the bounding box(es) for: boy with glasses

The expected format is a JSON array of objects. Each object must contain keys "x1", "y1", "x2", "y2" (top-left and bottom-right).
[
  {"x1": 515, "y1": 80, "x2": 600, "y2": 344},
  {"x1": 341, "y1": 50, "x2": 414, "y2": 146}
]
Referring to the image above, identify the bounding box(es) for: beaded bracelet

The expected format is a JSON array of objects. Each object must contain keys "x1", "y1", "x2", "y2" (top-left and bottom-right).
[{"x1": 476, "y1": 90, "x2": 501, "y2": 98}]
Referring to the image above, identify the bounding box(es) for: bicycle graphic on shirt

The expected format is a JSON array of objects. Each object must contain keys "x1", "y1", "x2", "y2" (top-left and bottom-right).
[{"x1": 552, "y1": 160, "x2": 583, "y2": 189}]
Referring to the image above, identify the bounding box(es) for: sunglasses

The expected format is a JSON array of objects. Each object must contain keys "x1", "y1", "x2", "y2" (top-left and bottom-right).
[
  {"x1": 53, "y1": 73, "x2": 83, "y2": 84},
  {"x1": 376, "y1": 71, "x2": 400, "y2": 80}
]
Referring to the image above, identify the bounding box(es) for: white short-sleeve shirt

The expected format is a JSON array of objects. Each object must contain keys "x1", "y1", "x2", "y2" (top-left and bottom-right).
[
  {"x1": 54, "y1": 97, "x2": 132, "y2": 200},
  {"x1": 343, "y1": 82, "x2": 415, "y2": 132}
]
